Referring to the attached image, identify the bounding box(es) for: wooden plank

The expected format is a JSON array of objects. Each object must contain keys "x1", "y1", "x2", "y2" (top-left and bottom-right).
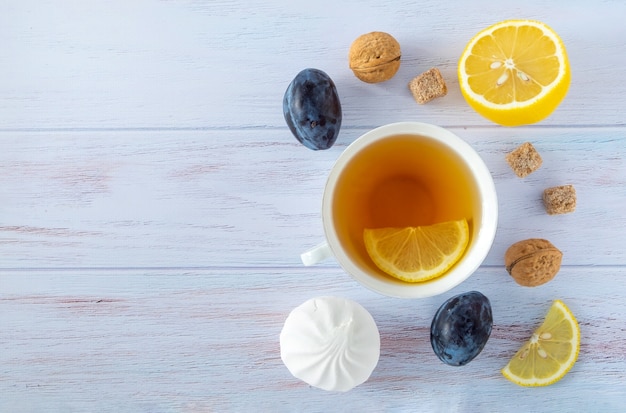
[
  {"x1": 0, "y1": 1, "x2": 625, "y2": 129},
  {"x1": 1, "y1": 267, "x2": 625, "y2": 411},
  {"x1": 1, "y1": 128, "x2": 625, "y2": 268},
  {"x1": 2, "y1": 0, "x2": 626, "y2": 410}
]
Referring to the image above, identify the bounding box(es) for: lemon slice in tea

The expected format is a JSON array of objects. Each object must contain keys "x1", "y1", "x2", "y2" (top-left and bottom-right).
[{"x1": 363, "y1": 219, "x2": 469, "y2": 282}]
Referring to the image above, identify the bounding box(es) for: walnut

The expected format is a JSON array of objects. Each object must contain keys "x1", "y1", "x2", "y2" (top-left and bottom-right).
[
  {"x1": 504, "y1": 239, "x2": 563, "y2": 287},
  {"x1": 348, "y1": 32, "x2": 401, "y2": 83}
]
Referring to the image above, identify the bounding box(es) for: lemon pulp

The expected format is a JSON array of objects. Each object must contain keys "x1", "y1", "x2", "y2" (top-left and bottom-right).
[
  {"x1": 502, "y1": 299, "x2": 580, "y2": 386},
  {"x1": 363, "y1": 219, "x2": 469, "y2": 283},
  {"x1": 458, "y1": 19, "x2": 570, "y2": 126}
]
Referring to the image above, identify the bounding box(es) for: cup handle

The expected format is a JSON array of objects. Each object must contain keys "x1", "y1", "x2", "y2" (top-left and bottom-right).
[{"x1": 301, "y1": 242, "x2": 333, "y2": 266}]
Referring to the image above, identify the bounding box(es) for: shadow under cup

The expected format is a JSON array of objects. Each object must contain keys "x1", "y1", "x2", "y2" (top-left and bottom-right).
[{"x1": 323, "y1": 124, "x2": 497, "y2": 298}]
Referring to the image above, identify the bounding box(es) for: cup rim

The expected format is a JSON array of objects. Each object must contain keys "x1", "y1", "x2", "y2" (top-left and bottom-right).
[{"x1": 322, "y1": 122, "x2": 498, "y2": 298}]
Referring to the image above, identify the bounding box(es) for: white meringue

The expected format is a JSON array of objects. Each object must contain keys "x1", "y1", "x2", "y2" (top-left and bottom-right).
[{"x1": 279, "y1": 296, "x2": 380, "y2": 392}]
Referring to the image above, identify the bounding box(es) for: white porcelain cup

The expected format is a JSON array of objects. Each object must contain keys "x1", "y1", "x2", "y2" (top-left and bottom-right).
[{"x1": 301, "y1": 122, "x2": 498, "y2": 298}]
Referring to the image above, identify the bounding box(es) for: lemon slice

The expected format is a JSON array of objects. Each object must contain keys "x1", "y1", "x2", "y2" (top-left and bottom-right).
[
  {"x1": 458, "y1": 19, "x2": 570, "y2": 126},
  {"x1": 502, "y1": 300, "x2": 580, "y2": 386},
  {"x1": 363, "y1": 219, "x2": 469, "y2": 283}
]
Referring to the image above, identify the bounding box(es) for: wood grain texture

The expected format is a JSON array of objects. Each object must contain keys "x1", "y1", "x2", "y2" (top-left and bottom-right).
[
  {"x1": 1, "y1": 0, "x2": 626, "y2": 411},
  {"x1": 1, "y1": 1, "x2": 625, "y2": 129},
  {"x1": 1, "y1": 128, "x2": 624, "y2": 268},
  {"x1": 2, "y1": 268, "x2": 626, "y2": 412}
]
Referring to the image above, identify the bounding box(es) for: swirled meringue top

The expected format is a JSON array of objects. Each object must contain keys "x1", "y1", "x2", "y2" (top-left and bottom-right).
[{"x1": 279, "y1": 296, "x2": 380, "y2": 392}]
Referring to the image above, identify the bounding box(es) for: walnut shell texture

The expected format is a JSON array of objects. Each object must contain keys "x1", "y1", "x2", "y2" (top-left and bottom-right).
[
  {"x1": 349, "y1": 31, "x2": 401, "y2": 83},
  {"x1": 504, "y1": 239, "x2": 563, "y2": 287}
]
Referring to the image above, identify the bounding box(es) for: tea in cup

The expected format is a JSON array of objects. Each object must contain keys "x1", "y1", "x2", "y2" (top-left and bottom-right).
[{"x1": 302, "y1": 122, "x2": 498, "y2": 298}]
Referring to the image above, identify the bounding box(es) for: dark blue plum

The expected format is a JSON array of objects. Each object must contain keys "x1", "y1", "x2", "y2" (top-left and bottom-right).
[
  {"x1": 430, "y1": 291, "x2": 493, "y2": 366},
  {"x1": 283, "y1": 68, "x2": 342, "y2": 150}
]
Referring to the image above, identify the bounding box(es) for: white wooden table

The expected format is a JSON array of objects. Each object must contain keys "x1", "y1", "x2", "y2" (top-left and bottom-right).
[{"x1": 2, "y1": 1, "x2": 626, "y2": 411}]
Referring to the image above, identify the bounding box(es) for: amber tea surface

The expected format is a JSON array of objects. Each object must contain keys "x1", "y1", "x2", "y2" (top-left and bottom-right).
[{"x1": 331, "y1": 134, "x2": 480, "y2": 272}]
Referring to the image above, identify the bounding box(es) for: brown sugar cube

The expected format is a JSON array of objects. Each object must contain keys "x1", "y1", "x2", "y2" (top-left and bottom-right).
[
  {"x1": 543, "y1": 185, "x2": 577, "y2": 215},
  {"x1": 505, "y1": 142, "x2": 543, "y2": 178},
  {"x1": 408, "y1": 68, "x2": 447, "y2": 104}
]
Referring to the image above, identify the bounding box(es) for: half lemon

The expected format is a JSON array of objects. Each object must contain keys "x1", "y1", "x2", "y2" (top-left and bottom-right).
[{"x1": 458, "y1": 19, "x2": 570, "y2": 126}]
